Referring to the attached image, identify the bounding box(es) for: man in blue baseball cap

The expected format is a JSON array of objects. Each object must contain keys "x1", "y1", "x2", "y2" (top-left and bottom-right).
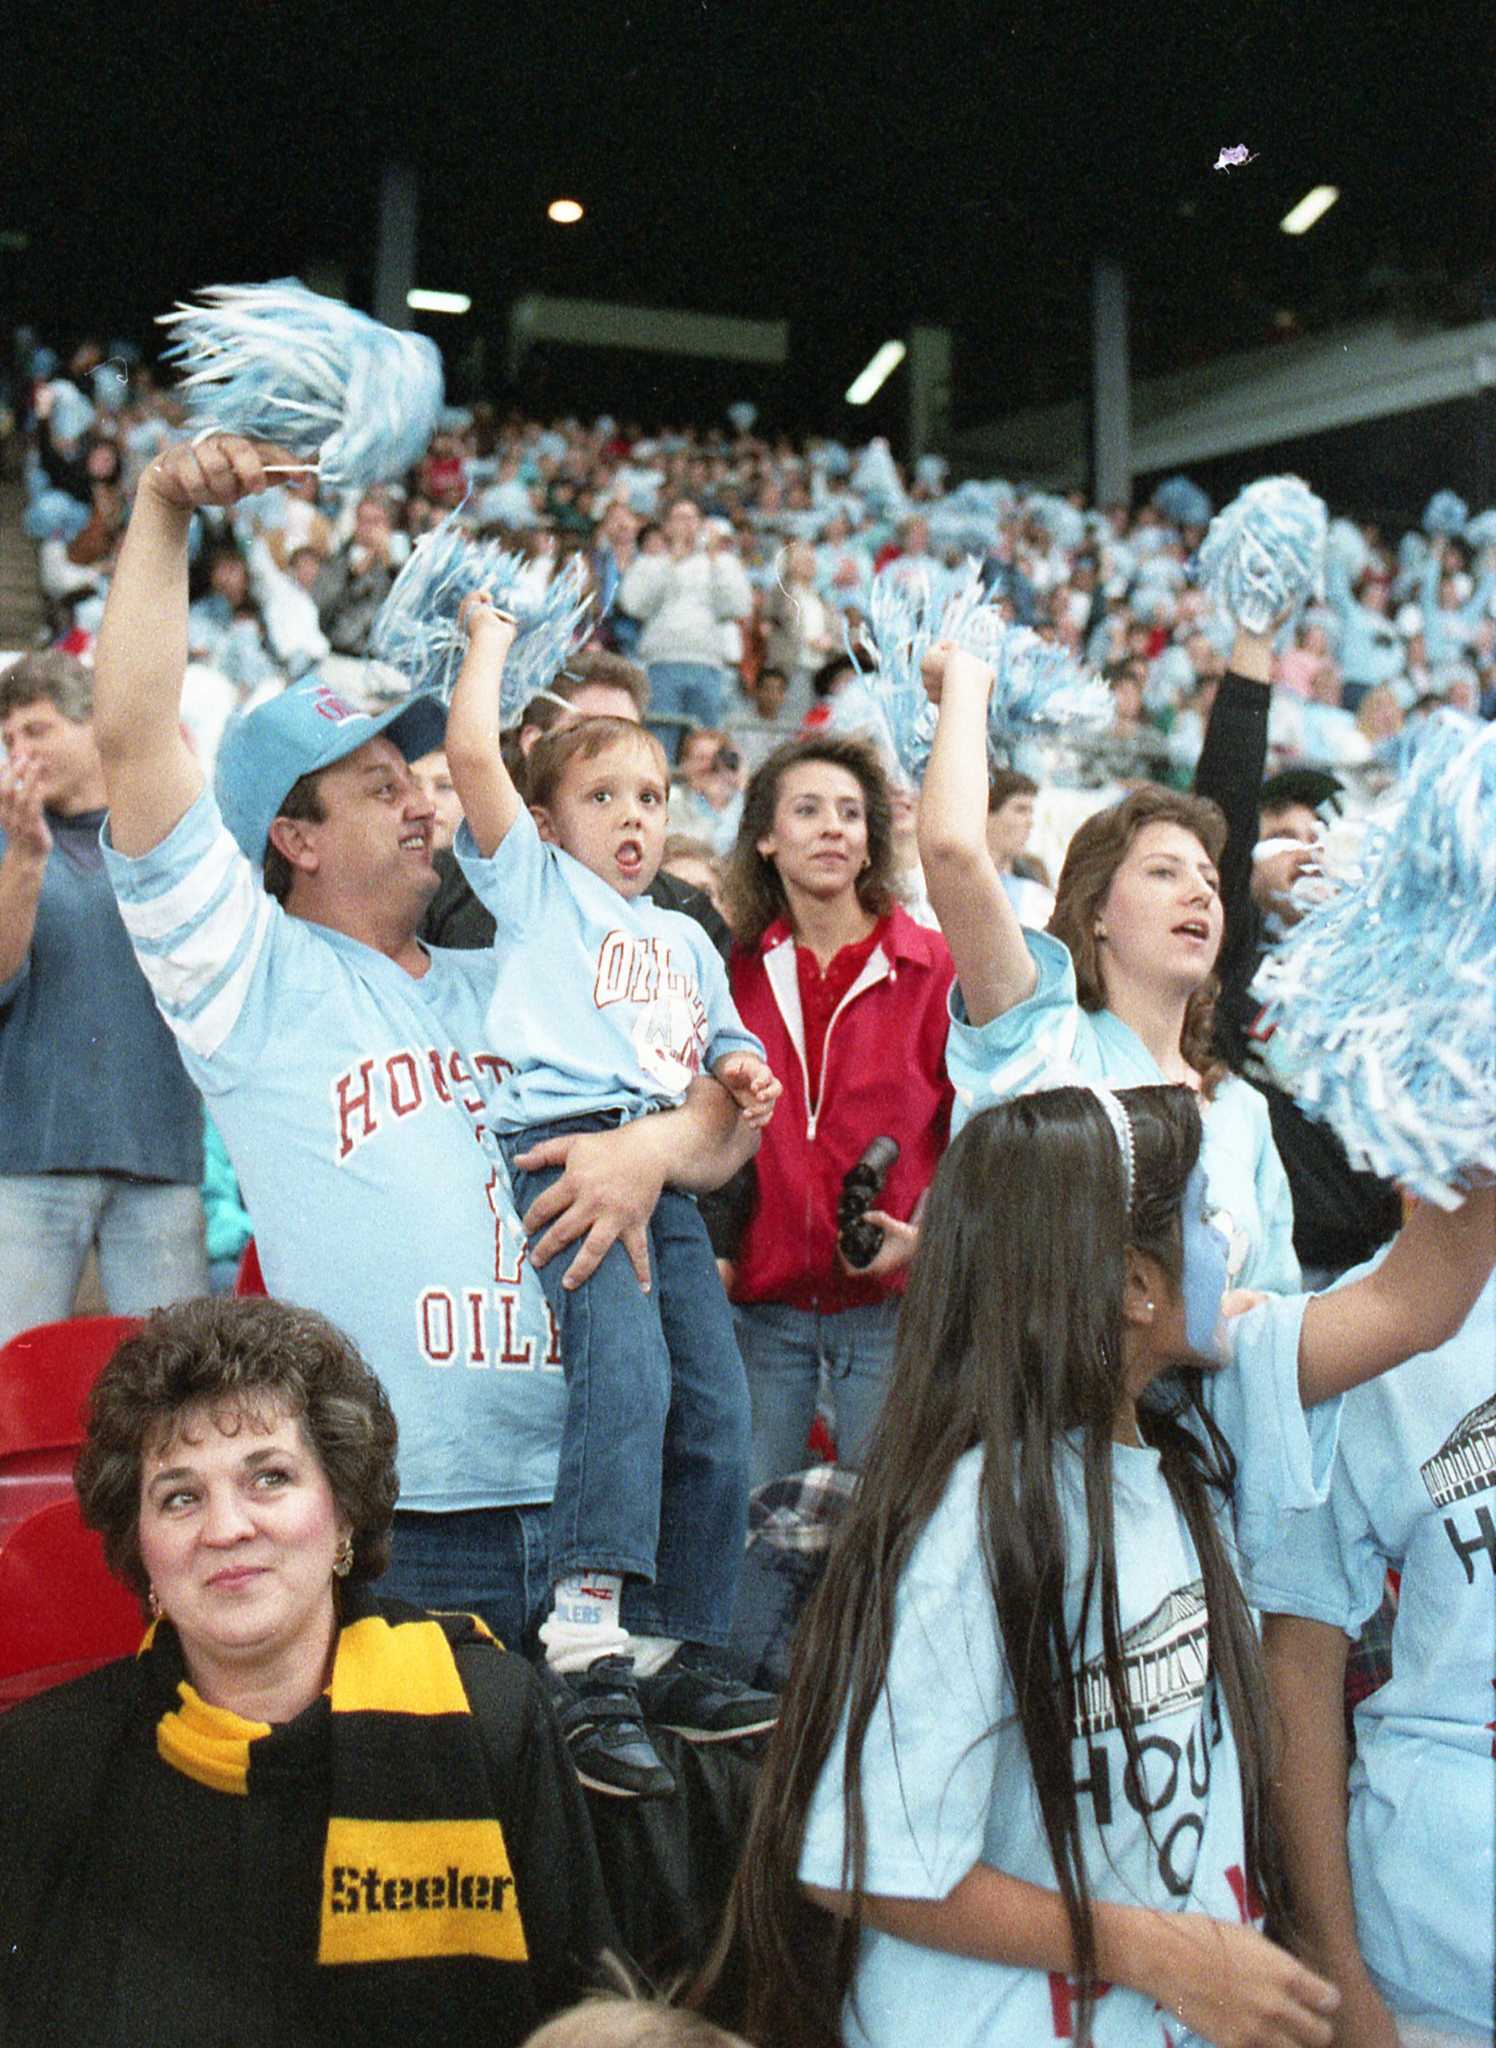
[{"x1": 88, "y1": 433, "x2": 758, "y2": 1702}]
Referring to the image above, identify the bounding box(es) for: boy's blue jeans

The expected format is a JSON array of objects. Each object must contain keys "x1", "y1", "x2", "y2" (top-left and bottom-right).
[{"x1": 501, "y1": 1115, "x2": 751, "y2": 1648}]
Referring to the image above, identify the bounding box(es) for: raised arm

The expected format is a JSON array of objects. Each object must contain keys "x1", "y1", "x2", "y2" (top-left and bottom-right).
[
  {"x1": 93, "y1": 435, "x2": 294, "y2": 856},
  {"x1": 1193, "y1": 627, "x2": 1272, "y2": 1024},
  {"x1": 1297, "y1": 1184, "x2": 1496, "y2": 1406},
  {"x1": 1261, "y1": 1614, "x2": 1400, "y2": 2047},
  {"x1": 442, "y1": 596, "x2": 521, "y2": 857},
  {"x1": 916, "y1": 641, "x2": 1036, "y2": 1027}
]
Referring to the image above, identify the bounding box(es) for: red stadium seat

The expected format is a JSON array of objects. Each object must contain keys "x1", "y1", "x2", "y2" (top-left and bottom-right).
[
  {"x1": 234, "y1": 1240, "x2": 266, "y2": 1296},
  {"x1": 0, "y1": 1496, "x2": 143, "y2": 1710},
  {"x1": 0, "y1": 1316, "x2": 140, "y2": 1538}
]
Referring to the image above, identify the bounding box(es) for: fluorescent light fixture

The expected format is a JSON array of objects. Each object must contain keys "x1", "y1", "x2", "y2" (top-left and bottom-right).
[
  {"x1": 406, "y1": 288, "x2": 472, "y2": 315},
  {"x1": 845, "y1": 340, "x2": 906, "y2": 406},
  {"x1": 547, "y1": 198, "x2": 584, "y2": 224},
  {"x1": 1279, "y1": 186, "x2": 1339, "y2": 236}
]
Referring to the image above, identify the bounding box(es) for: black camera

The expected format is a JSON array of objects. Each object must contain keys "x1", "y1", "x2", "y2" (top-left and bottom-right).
[
  {"x1": 837, "y1": 1137, "x2": 901, "y2": 1269},
  {"x1": 713, "y1": 744, "x2": 741, "y2": 775}
]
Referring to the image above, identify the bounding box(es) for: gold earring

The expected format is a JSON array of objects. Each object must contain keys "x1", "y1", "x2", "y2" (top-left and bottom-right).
[
  {"x1": 333, "y1": 1536, "x2": 354, "y2": 1579},
  {"x1": 147, "y1": 1586, "x2": 162, "y2": 1620}
]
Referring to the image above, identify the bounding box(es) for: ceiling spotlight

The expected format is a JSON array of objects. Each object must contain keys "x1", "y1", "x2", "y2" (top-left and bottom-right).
[
  {"x1": 845, "y1": 340, "x2": 906, "y2": 407},
  {"x1": 547, "y1": 198, "x2": 585, "y2": 225},
  {"x1": 1279, "y1": 186, "x2": 1340, "y2": 236},
  {"x1": 407, "y1": 289, "x2": 471, "y2": 315}
]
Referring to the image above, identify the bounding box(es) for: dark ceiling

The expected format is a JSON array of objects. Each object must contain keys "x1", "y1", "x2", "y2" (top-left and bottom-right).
[{"x1": 6, "y1": 0, "x2": 1492, "y2": 438}]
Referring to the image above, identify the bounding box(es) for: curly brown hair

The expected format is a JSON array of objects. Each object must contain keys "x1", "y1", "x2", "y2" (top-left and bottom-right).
[
  {"x1": 74, "y1": 1296, "x2": 400, "y2": 1601},
  {"x1": 1047, "y1": 783, "x2": 1229, "y2": 1094},
  {"x1": 723, "y1": 734, "x2": 897, "y2": 948}
]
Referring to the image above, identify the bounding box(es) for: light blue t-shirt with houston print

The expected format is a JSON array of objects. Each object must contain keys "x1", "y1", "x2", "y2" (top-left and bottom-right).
[
  {"x1": 103, "y1": 789, "x2": 563, "y2": 1513},
  {"x1": 1247, "y1": 1268, "x2": 1496, "y2": 2041},
  {"x1": 455, "y1": 809, "x2": 762, "y2": 1133},
  {"x1": 799, "y1": 1291, "x2": 1339, "y2": 2048}
]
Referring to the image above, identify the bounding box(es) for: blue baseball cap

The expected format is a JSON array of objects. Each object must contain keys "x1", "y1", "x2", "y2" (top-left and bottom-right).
[{"x1": 215, "y1": 658, "x2": 447, "y2": 866}]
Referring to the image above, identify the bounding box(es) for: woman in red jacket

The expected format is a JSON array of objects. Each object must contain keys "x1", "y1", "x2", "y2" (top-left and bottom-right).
[{"x1": 723, "y1": 735, "x2": 955, "y2": 1486}]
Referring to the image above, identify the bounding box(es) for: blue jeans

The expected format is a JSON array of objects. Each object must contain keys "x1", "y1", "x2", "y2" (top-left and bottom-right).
[
  {"x1": 645, "y1": 662, "x2": 727, "y2": 759},
  {"x1": 0, "y1": 1172, "x2": 209, "y2": 1347},
  {"x1": 502, "y1": 1118, "x2": 751, "y2": 1647},
  {"x1": 381, "y1": 1504, "x2": 551, "y2": 1651},
  {"x1": 733, "y1": 1298, "x2": 900, "y2": 1487}
]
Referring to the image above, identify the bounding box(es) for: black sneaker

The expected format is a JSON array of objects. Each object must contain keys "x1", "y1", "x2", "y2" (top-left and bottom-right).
[
  {"x1": 552, "y1": 1655, "x2": 677, "y2": 1800},
  {"x1": 634, "y1": 1644, "x2": 779, "y2": 1743}
]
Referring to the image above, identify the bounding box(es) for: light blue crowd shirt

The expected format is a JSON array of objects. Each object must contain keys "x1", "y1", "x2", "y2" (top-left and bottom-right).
[
  {"x1": 103, "y1": 789, "x2": 563, "y2": 1513},
  {"x1": 454, "y1": 810, "x2": 762, "y2": 1133},
  {"x1": 799, "y1": 1291, "x2": 1339, "y2": 2047},
  {"x1": 1247, "y1": 1268, "x2": 1496, "y2": 2040},
  {"x1": 946, "y1": 930, "x2": 1300, "y2": 1295}
]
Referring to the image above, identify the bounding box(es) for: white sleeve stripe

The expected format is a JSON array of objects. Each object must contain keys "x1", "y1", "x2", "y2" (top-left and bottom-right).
[
  {"x1": 135, "y1": 891, "x2": 272, "y2": 1053},
  {"x1": 166, "y1": 901, "x2": 275, "y2": 1058},
  {"x1": 126, "y1": 858, "x2": 242, "y2": 961},
  {"x1": 114, "y1": 824, "x2": 247, "y2": 942},
  {"x1": 129, "y1": 861, "x2": 267, "y2": 1011}
]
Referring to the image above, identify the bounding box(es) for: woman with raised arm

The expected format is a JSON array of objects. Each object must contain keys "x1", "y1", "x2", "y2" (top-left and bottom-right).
[{"x1": 917, "y1": 633, "x2": 1299, "y2": 1296}]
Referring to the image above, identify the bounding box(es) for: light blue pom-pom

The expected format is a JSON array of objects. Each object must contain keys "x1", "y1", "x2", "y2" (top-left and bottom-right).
[
  {"x1": 1152, "y1": 476, "x2": 1212, "y2": 529},
  {"x1": 1462, "y1": 509, "x2": 1496, "y2": 550},
  {"x1": 1326, "y1": 518, "x2": 1370, "y2": 585},
  {"x1": 1423, "y1": 489, "x2": 1469, "y2": 537},
  {"x1": 368, "y1": 512, "x2": 591, "y2": 725},
  {"x1": 1196, "y1": 475, "x2": 1327, "y2": 632},
  {"x1": 811, "y1": 438, "x2": 852, "y2": 478},
  {"x1": 29, "y1": 346, "x2": 58, "y2": 380},
  {"x1": 47, "y1": 380, "x2": 96, "y2": 443},
  {"x1": 23, "y1": 488, "x2": 90, "y2": 543},
  {"x1": 159, "y1": 278, "x2": 444, "y2": 491},
  {"x1": 1252, "y1": 712, "x2": 1496, "y2": 1206},
  {"x1": 1024, "y1": 493, "x2": 1087, "y2": 553},
  {"x1": 90, "y1": 363, "x2": 129, "y2": 414},
  {"x1": 850, "y1": 439, "x2": 907, "y2": 519},
  {"x1": 914, "y1": 453, "x2": 948, "y2": 491},
  {"x1": 851, "y1": 560, "x2": 1109, "y2": 781},
  {"x1": 726, "y1": 401, "x2": 757, "y2": 434}
]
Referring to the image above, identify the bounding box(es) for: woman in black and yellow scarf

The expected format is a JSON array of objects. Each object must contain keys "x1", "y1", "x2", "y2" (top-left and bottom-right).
[{"x1": 0, "y1": 1295, "x2": 615, "y2": 2048}]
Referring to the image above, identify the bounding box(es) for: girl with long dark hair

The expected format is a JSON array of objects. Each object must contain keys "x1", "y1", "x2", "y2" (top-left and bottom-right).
[{"x1": 721, "y1": 1086, "x2": 1495, "y2": 2048}]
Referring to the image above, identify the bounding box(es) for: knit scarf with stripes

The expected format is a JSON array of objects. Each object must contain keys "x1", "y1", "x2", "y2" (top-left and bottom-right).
[{"x1": 149, "y1": 1586, "x2": 530, "y2": 2004}]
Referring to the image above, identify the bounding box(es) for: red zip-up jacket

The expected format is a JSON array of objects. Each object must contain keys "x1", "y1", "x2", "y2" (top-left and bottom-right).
[{"x1": 727, "y1": 905, "x2": 956, "y2": 1313}]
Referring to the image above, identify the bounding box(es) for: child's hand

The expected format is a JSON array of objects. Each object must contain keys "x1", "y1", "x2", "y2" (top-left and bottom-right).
[
  {"x1": 921, "y1": 638, "x2": 995, "y2": 705},
  {"x1": 458, "y1": 589, "x2": 519, "y2": 650},
  {"x1": 715, "y1": 1053, "x2": 782, "y2": 1129}
]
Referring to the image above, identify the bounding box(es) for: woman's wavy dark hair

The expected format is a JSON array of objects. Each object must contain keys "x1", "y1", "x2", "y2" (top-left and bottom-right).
[
  {"x1": 1047, "y1": 786, "x2": 1229, "y2": 1095},
  {"x1": 712, "y1": 1086, "x2": 1285, "y2": 2048},
  {"x1": 75, "y1": 1295, "x2": 400, "y2": 1601},
  {"x1": 723, "y1": 733, "x2": 897, "y2": 948}
]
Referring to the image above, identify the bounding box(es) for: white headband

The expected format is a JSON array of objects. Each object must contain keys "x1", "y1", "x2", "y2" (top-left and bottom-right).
[{"x1": 1087, "y1": 1085, "x2": 1136, "y2": 1209}]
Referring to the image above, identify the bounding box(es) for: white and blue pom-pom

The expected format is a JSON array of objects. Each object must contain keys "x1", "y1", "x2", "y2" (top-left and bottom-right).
[
  {"x1": 850, "y1": 438, "x2": 908, "y2": 519},
  {"x1": 1423, "y1": 489, "x2": 1469, "y2": 537},
  {"x1": 46, "y1": 380, "x2": 96, "y2": 443},
  {"x1": 159, "y1": 278, "x2": 444, "y2": 491},
  {"x1": 1024, "y1": 493, "x2": 1087, "y2": 553},
  {"x1": 369, "y1": 512, "x2": 591, "y2": 725},
  {"x1": 1463, "y1": 508, "x2": 1496, "y2": 550},
  {"x1": 1252, "y1": 712, "x2": 1496, "y2": 1207},
  {"x1": 852, "y1": 560, "x2": 1108, "y2": 781},
  {"x1": 1326, "y1": 517, "x2": 1371, "y2": 585},
  {"x1": 1196, "y1": 475, "x2": 1327, "y2": 631},
  {"x1": 1152, "y1": 475, "x2": 1212, "y2": 530}
]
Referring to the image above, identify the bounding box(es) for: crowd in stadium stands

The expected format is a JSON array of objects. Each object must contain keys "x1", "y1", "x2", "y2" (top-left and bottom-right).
[{"x1": 3, "y1": 326, "x2": 1496, "y2": 2046}]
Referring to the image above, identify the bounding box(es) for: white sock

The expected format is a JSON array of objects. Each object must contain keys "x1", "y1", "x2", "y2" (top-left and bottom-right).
[
  {"x1": 628, "y1": 1634, "x2": 682, "y2": 1679},
  {"x1": 539, "y1": 1571, "x2": 632, "y2": 1675}
]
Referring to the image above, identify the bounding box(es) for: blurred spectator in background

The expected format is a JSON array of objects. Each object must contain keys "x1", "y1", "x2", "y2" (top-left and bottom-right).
[
  {"x1": 314, "y1": 492, "x2": 398, "y2": 654},
  {"x1": 619, "y1": 497, "x2": 751, "y2": 758},
  {"x1": 0, "y1": 652, "x2": 207, "y2": 1343}
]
